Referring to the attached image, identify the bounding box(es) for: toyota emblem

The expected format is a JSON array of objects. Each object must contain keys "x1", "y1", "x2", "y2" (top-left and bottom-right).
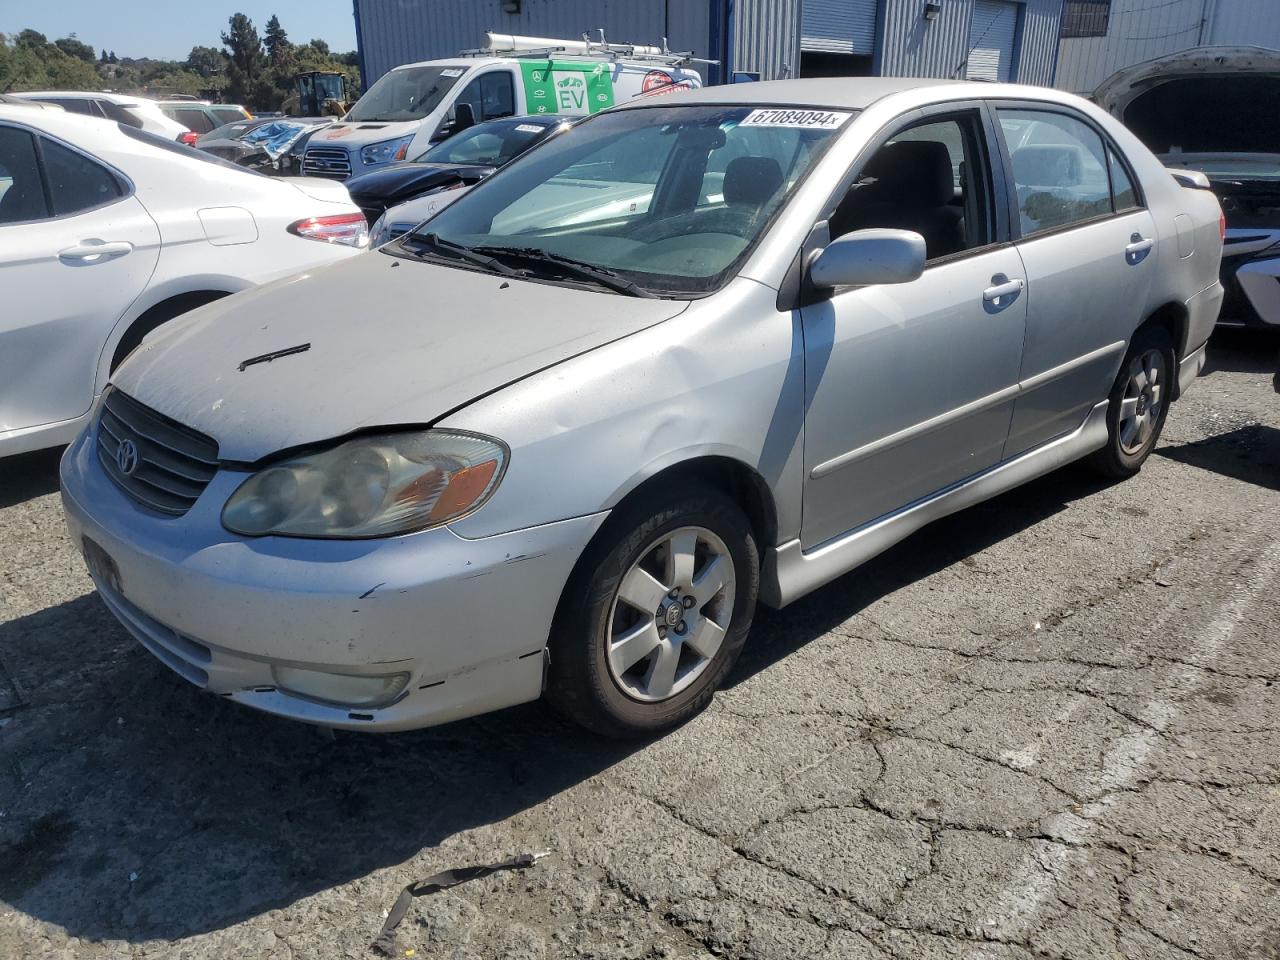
[{"x1": 116, "y1": 439, "x2": 139, "y2": 476}]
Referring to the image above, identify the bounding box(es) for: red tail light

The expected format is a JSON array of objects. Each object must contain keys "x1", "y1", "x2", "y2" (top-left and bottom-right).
[
  {"x1": 287, "y1": 212, "x2": 370, "y2": 248},
  {"x1": 178, "y1": 131, "x2": 198, "y2": 147}
]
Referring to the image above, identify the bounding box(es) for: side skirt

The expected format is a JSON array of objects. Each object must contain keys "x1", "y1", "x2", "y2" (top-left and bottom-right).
[{"x1": 760, "y1": 400, "x2": 1110, "y2": 608}]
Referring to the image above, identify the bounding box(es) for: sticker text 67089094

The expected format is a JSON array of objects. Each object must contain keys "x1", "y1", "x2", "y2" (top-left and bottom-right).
[{"x1": 739, "y1": 109, "x2": 852, "y2": 130}]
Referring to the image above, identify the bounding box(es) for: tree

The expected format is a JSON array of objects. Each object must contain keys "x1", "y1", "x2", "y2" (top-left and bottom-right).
[
  {"x1": 108, "y1": 51, "x2": 118, "y2": 64},
  {"x1": 221, "y1": 13, "x2": 268, "y2": 105},
  {"x1": 100, "y1": 48, "x2": 107, "y2": 62},
  {"x1": 186, "y1": 45, "x2": 226, "y2": 77},
  {"x1": 55, "y1": 36, "x2": 96, "y2": 63},
  {"x1": 264, "y1": 15, "x2": 291, "y2": 66},
  {"x1": 308, "y1": 38, "x2": 329, "y2": 56},
  {"x1": 16, "y1": 29, "x2": 48, "y2": 50}
]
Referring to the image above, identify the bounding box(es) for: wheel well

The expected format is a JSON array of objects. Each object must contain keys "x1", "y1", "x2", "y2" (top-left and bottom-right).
[
  {"x1": 611, "y1": 456, "x2": 779, "y2": 555},
  {"x1": 110, "y1": 291, "x2": 230, "y2": 372},
  {"x1": 1141, "y1": 301, "x2": 1188, "y2": 359},
  {"x1": 1137, "y1": 301, "x2": 1189, "y2": 400}
]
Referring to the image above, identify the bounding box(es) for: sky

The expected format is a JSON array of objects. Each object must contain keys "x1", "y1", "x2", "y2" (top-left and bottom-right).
[{"x1": 1, "y1": 0, "x2": 358, "y2": 60}]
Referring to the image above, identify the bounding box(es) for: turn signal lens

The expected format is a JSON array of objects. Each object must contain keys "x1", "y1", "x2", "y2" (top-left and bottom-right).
[
  {"x1": 1219, "y1": 209, "x2": 1226, "y2": 245},
  {"x1": 287, "y1": 212, "x2": 370, "y2": 248}
]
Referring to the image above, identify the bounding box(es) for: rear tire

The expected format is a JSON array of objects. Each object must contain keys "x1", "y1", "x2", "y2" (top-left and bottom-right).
[
  {"x1": 547, "y1": 487, "x2": 759, "y2": 739},
  {"x1": 1086, "y1": 325, "x2": 1176, "y2": 479}
]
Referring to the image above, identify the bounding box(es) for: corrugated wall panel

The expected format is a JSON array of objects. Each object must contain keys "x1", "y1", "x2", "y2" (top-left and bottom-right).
[
  {"x1": 1055, "y1": 0, "x2": 1205, "y2": 94},
  {"x1": 734, "y1": 0, "x2": 803, "y2": 80},
  {"x1": 1209, "y1": 0, "x2": 1280, "y2": 44},
  {"x1": 877, "y1": 0, "x2": 1060, "y2": 86},
  {"x1": 966, "y1": 0, "x2": 1019, "y2": 81},
  {"x1": 355, "y1": 0, "x2": 711, "y2": 86},
  {"x1": 800, "y1": 0, "x2": 879, "y2": 55}
]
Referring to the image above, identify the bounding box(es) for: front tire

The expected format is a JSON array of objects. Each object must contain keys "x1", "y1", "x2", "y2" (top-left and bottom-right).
[
  {"x1": 547, "y1": 488, "x2": 759, "y2": 739},
  {"x1": 1087, "y1": 325, "x2": 1176, "y2": 479}
]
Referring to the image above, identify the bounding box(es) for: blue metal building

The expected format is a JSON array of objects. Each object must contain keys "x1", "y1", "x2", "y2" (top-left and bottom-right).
[{"x1": 353, "y1": 1, "x2": 1066, "y2": 89}]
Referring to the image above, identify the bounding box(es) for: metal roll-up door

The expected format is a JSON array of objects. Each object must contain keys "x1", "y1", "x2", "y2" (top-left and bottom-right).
[
  {"x1": 966, "y1": 0, "x2": 1020, "y2": 82},
  {"x1": 801, "y1": 0, "x2": 880, "y2": 55}
]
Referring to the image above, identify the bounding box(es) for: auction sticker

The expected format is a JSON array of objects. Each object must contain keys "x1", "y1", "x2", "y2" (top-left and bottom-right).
[{"x1": 739, "y1": 108, "x2": 851, "y2": 129}]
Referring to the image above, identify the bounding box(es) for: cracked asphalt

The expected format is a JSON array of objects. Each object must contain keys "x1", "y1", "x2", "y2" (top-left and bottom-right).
[{"x1": 2, "y1": 332, "x2": 1279, "y2": 960}]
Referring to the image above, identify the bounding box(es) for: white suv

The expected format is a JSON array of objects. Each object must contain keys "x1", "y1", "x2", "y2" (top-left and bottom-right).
[
  {"x1": 0, "y1": 106, "x2": 369, "y2": 458},
  {"x1": 11, "y1": 92, "x2": 190, "y2": 140}
]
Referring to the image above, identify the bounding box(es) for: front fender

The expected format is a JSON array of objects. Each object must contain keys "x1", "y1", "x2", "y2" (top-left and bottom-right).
[{"x1": 441, "y1": 278, "x2": 807, "y2": 544}]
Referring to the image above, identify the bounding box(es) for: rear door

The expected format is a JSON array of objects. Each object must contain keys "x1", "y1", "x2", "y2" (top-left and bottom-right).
[
  {"x1": 993, "y1": 104, "x2": 1157, "y2": 457},
  {"x1": 0, "y1": 124, "x2": 160, "y2": 434}
]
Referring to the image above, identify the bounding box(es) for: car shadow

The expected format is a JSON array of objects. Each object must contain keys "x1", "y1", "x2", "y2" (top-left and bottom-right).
[
  {"x1": 1157, "y1": 423, "x2": 1280, "y2": 492},
  {"x1": 0, "y1": 447, "x2": 63, "y2": 509},
  {"x1": 1204, "y1": 327, "x2": 1280, "y2": 376},
  {"x1": 0, "y1": 460, "x2": 1124, "y2": 944}
]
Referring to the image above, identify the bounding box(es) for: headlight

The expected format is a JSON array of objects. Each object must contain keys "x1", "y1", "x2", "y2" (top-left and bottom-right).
[
  {"x1": 222, "y1": 430, "x2": 507, "y2": 538},
  {"x1": 361, "y1": 136, "x2": 413, "y2": 166}
]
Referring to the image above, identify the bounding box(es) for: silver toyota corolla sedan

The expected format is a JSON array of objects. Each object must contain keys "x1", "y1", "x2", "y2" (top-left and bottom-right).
[{"x1": 60, "y1": 78, "x2": 1224, "y2": 738}]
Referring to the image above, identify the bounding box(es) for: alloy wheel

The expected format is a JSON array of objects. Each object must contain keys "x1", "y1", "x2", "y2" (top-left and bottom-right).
[
  {"x1": 1118, "y1": 347, "x2": 1166, "y2": 456},
  {"x1": 605, "y1": 525, "x2": 736, "y2": 703}
]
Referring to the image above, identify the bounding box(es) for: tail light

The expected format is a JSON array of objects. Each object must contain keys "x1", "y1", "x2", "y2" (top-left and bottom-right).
[
  {"x1": 1219, "y1": 209, "x2": 1227, "y2": 245},
  {"x1": 288, "y1": 212, "x2": 370, "y2": 248},
  {"x1": 178, "y1": 131, "x2": 198, "y2": 147}
]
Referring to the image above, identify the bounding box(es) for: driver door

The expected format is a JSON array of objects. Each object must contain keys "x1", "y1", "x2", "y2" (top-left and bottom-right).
[{"x1": 800, "y1": 107, "x2": 1027, "y2": 548}]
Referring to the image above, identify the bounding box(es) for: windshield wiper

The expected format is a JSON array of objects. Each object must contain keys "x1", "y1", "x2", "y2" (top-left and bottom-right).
[
  {"x1": 470, "y1": 245, "x2": 657, "y2": 298},
  {"x1": 408, "y1": 232, "x2": 521, "y2": 277}
]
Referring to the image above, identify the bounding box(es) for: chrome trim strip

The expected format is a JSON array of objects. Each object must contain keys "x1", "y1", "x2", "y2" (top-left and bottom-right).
[
  {"x1": 810, "y1": 341, "x2": 1124, "y2": 479},
  {"x1": 764, "y1": 400, "x2": 1110, "y2": 608}
]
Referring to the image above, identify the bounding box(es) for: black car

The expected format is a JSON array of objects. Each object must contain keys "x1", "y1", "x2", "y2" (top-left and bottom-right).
[
  {"x1": 196, "y1": 117, "x2": 333, "y2": 176},
  {"x1": 344, "y1": 114, "x2": 576, "y2": 226}
]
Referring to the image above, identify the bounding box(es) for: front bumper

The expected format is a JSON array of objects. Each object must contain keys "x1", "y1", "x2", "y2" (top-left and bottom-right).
[{"x1": 59, "y1": 428, "x2": 606, "y2": 731}]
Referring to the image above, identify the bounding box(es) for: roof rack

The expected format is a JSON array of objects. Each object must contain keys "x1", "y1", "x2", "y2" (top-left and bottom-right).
[{"x1": 457, "y1": 29, "x2": 716, "y2": 67}]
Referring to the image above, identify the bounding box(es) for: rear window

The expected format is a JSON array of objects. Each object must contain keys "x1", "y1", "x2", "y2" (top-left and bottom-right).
[
  {"x1": 41, "y1": 98, "x2": 101, "y2": 118},
  {"x1": 97, "y1": 100, "x2": 145, "y2": 129},
  {"x1": 171, "y1": 108, "x2": 214, "y2": 133},
  {"x1": 42, "y1": 137, "x2": 124, "y2": 215},
  {"x1": 212, "y1": 106, "x2": 248, "y2": 125}
]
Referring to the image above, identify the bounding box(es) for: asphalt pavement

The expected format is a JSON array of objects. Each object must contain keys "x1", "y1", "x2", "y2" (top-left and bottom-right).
[{"x1": 2, "y1": 331, "x2": 1278, "y2": 960}]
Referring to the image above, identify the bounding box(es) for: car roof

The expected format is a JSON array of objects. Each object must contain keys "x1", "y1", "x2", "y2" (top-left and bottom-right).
[
  {"x1": 14, "y1": 90, "x2": 157, "y2": 105},
  {"x1": 616, "y1": 77, "x2": 966, "y2": 111}
]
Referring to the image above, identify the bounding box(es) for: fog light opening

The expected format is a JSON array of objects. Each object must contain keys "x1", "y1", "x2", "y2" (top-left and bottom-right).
[{"x1": 270, "y1": 666, "x2": 409, "y2": 708}]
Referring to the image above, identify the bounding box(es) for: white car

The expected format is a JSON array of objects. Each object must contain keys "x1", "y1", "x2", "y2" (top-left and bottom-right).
[
  {"x1": 11, "y1": 91, "x2": 190, "y2": 141},
  {"x1": 0, "y1": 106, "x2": 370, "y2": 458}
]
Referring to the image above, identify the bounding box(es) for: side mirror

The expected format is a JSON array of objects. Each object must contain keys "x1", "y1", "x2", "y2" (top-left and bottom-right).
[
  {"x1": 809, "y1": 229, "x2": 926, "y2": 289},
  {"x1": 453, "y1": 102, "x2": 476, "y2": 133}
]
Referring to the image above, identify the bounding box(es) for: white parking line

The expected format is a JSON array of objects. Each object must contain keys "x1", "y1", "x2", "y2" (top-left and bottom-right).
[{"x1": 982, "y1": 539, "x2": 1280, "y2": 943}]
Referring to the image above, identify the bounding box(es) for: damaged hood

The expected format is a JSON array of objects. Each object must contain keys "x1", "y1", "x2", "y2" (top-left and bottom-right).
[
  {"x1": 1093, "y1": 45, "x2": 1280, "y2": 116},
  {"x1": 113, "y1": 252, "x2": 688, "y2": 462}
]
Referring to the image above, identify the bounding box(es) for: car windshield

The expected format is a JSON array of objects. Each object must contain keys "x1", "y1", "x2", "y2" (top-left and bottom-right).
[
  {"x1": 415, "y1": 120, "x2": 555, "y2": 166},
  {"x1": 406, "y1": 104, "x2": 852, "y2": 296},
  {"x1": 346, "y1": 65, "x2": 464, "y2": 123}
]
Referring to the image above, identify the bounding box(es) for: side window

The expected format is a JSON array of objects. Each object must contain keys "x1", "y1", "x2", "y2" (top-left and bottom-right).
[
  {"x1": 41, "y1": 138, "x2": 123, "y2": 216},
  {"x1": 0, "y1": 126, "x2": 51, "y2": 224},
  {"x1": 456, "y1": 72, "x2": 516, "y2": 122},
  {"x1": 997, "y1": 108, "x2": 1112, "y2": 236},
  {"x1": 47, "y1": 98, "x2": 100, "y2": 117},
  {"x1": 212, "y1": 107, "x2": 247, "y2": 126},
  {"x1": 1108, "y1": 147, "x2": 1138, "y2": 211},
  {"x1": 480, "y1": 72, "x2": 515, "y2": 120},
  {"x1": 829, "y1": 113, "x2": 992, "y2": 261}
]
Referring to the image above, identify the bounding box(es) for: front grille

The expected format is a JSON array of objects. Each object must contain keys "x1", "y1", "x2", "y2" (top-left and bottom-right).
[
  {"x1": 302, "y1": 146, "x2": 352, "y2": 180},
  {"x1": 96, "y1": 389, "x2": 219, "y2": 516}
]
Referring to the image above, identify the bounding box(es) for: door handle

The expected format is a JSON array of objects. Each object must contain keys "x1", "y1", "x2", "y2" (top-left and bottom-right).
[
  {"x1": 983, "y1": 275, "x2": 1024, "y2": 304},
  {"x1": 1125, "y1": 234, "x2": 1155, "y2": 262},
  {"x1": 58, "y1": 240, "x2": 133, "y2": 264}
]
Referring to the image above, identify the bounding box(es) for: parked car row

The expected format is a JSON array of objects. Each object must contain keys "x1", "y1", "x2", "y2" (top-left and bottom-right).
[
  {"x1": 0, "y1": 101, "x2": 368, "y2": 459},
  {"x1": 25, "y1": 72, "x2": 1223, "y2": 738}
]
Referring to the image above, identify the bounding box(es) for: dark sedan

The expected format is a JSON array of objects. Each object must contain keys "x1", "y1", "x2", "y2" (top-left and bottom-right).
[
  {"x1": 196, "y1": 117, "x2": 333, "y2": 175},
  {"x1": 345, "y1": 114, "x2": 576, "y2": 226}
]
